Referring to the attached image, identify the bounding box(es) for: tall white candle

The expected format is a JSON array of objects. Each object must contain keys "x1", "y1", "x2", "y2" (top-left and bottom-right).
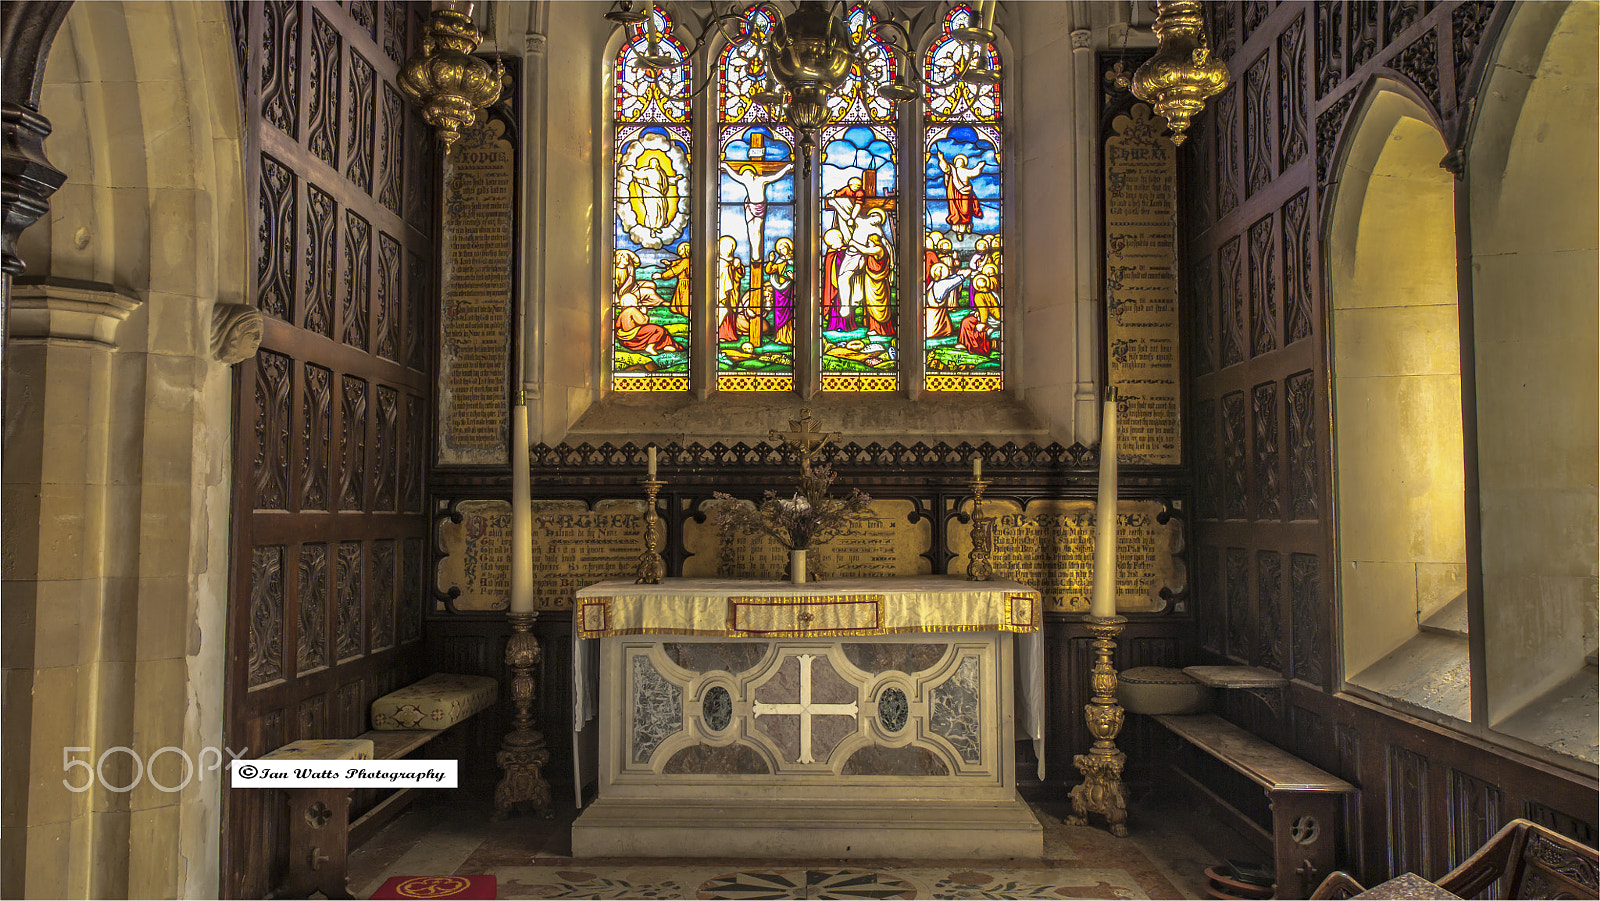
[
  {"x1": 973, "y1": 457, "x2": 982, "y2": 480},
  {"x1": 510, "y1": 401, "x2": 534, "y2": 614},
  {"x1": 1090, "y1": 396, "x2": 1118, "y2": 618},
  {"x1": 647, "y1": 445, "x2": 657, "y2": 478},
  {"x1": 981, "y1": 0, "x2": 997, "y2": 32}
]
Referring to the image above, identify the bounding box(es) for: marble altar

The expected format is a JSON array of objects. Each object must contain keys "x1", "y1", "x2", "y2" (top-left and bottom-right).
[{"x1": 570, "y1": 576, "x2": 1045, "y2": 859}]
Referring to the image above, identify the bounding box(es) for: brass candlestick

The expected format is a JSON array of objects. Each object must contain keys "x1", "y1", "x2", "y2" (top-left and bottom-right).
[
  {"x1": 1067, "y1": 614, "x2": 1130, "y2": 837},
  {"x1": 966, "y1": 477, "x2": 994, "y2": 581},
  {"x1": 634, "y1": 477, "x2": 665, "y2": 584},
  {"x1": 494, "y1": 611, "x2": 553, "y2": 819}
]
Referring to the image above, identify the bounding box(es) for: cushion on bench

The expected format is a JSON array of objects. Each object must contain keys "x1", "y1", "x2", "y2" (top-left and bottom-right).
[
  {"x1": 260, "y1": 738, "x2": 374, "y2": 760},
  {"x1": 370, "y1": 673, "x2": 498, "y2": 730}
]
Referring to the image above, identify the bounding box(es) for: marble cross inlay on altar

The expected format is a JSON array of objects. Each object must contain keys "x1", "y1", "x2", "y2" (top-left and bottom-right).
[
  {"x1": 751, "y1": 654, "x2": 860, "y2": 764},
  {"x1": 768, "y1": 409, "x2": 841, "y2": 475}
]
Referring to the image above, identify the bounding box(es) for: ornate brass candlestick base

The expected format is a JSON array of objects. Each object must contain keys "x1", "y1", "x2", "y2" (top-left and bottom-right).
[
  {"x1": 966, "y1": 477, "x2": 994, "y2": 581},
  {"x1": 1067, "y1": 614, "x2": 1129, "y2": 837},
  {"x1": 494, "y1": 611, "x2": 553, "y2": 819},
  {"x1": 635, "y1": 477, "x2": 665, "y2": 584}
]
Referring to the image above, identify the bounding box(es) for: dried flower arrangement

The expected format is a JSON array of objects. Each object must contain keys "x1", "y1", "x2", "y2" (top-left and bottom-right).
[{"x1": 713, "y1": 465, "x2": 873, "y2": 551}]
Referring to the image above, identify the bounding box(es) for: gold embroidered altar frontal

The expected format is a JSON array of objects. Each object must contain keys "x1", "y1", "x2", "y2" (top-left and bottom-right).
[{"x1": 575, "y1": 575, "x2": 1040, "y2": 639}]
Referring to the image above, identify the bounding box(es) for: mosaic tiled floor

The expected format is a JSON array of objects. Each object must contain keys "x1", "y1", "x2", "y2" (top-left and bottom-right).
[
  {"x1": 484, "y1": 865, "x2": 1150, "y2": 899},
  {"x1": 348, "y1": 788, "x2": 1258, "y2": 900}
]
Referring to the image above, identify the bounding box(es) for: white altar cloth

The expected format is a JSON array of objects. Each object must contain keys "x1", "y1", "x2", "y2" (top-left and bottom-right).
[{"x1": 571, "y1": 575, "x2": 1046, "y2": 807}]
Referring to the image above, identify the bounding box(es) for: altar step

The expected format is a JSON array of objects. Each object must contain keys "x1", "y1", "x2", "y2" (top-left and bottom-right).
[{"x1": 571, "y1": 796, "x2": 1045, "y2": 860}]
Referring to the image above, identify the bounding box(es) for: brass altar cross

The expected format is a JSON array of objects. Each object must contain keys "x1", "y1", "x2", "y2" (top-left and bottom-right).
[{"x1": 769, "y1": 409, "x2": 841, "y2": 474}]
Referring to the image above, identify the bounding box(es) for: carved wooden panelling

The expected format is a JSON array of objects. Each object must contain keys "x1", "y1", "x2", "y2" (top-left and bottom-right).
[
  {"x1": 304, "y1": 183, "x2": 337, "y2": 336},
  {"x1": 298, "y1": 695, "x2": 326, "y2": 738},
  {"x1": 300, "y1": 363, "x2": 332, "y2": 510},
  {"x1": 1349, "y1": 1, "x2": 1379, "y2": 71},
  {"x1": 1196, "y1": 399, "x2": 1221, "y2": 521},
  {"x1": 401, "y1": 537, "x2": 422, "y2": 644},
  {"x1": 339, "y1": 377, "x2": 368, "y2": 511},
  {"x1": 1252, "y1": 381, "x2": 1280, "y2": 520},
  {"x1": 1452, "y1": 2, "x2": 1496, "y2": 99},
  {"x1": 1524, "y1": 802, "x2": 1599, "y2": 847},
  {"x1": 1387, "y1": 745, "x2": 1431, "y2": 877},
  {"x1": 382, "y1": 0, "x2": 409, "y2": 64},
  {"x1": 1386, "y1": 0, "x2": 1424, "y2": 46},
  {"x1": 1212, "y1": 3, "x2": 1239, "y2": 64},
  {"x1": 1290, "y1": 551, "x2": 1324, "y2": 687},
  {"x1": 258, "y1": 154, "x2": 296, "y2": 320},
  {"x1": 336, "y1": 678, "x2": 366, "y2": 737},
  {"x1": 1292, "y1": 705, "x2": 1332, "y2": 774},
  {"x1": 1244, "y1": 53, "x2": 1273, "y2": 197},
  {"x1": 347, "y1": 0, "x2": 377, "y2": 41},
  {"x1": 371, "y1": 540, "x2": 396, "y2": 651},
  {"x1": 261, "y1": 0, "x2": 300, "y2": 138},
  {"x1": 1197, "y1": 545, "x2": 1221, "y2": 656},
  {"x1": 1192, "y1": 114, "x2": 1216, "y2": 229},
  {"x1": 375, "y1": 385, "x2": 398, "y2": 512},
  {"x1": 298, "y1": 543, "x2": 329, "y2": 673},
  {"x1": 1220, "y1": 237, "x2": 1245, "y2": 368},
  {"x1": 1448, "y1": 769, "x2": 1504, "y2": 874},
  {"x1": 1287, "y1": 369, "x2": 1318, "y2": 519},
  {"x1": 336, "y1": 541, "x2": 364, "y2": 660},
  {"x1": 1282, "y1": 190, "x2": 1312, "y2": 344},
  {"x1": 1243, "y1": 1, "x2": 1271, "y2": 42},
  {"x1": 1248, "y1": 214, "x2": 1278, "y2": 358},
  {"x1": 405, "y1": 250, "x2": 426, "y2": 371},
  {"x1": 343, "y1": 210, "x2": 372, "y2": 350},
  {"x1": 379, "y1": 85, "x2": 405, "y2": 215},
  {"x1": 345, "y1": 50, "x2": 376, "y2": 194},
  {"x1": 249, "y1": 545, "x2": 285, "y2": 687},
  {"x1": 1257, "y1": 549, "x2": 1282, "y2": 671},
  {"x1": 1278, "y1": 12, "x2": 1308, "y2": 170},
  {"x1": 1315, "y1": 3, "x2": 1345, "y2": 99},
  {"x1": 1222, "y1": 390, "x2": 1248, "y2": 520},
  {"x1": 1216, "y1": 85, "x2": 1241, "y2": 216},
  {"x1": 404, "y1": 108, "x2": 434, "y2": 237},
  {"x1": 1194, "y1": 252, "x2": 1216, "y2": 376},
  {"x1": 402, "y1": 393, "x2": 424, "y2": 513},
  {"x1": 254, "y1": 350, "x2": 292, "y2": 511},
  {"x1": 307, "y1": 11, "x2": 342, "y2": 168},
  {"x1": 376, "y1": 232, "x2": 401, "y2": 361},
  {"x1": 1316, "y1": 90, "x2": 1357, "y2": 186},
  {"x1": 227, "y1": 1, "x2": 249, "y2": 105},
  {"x1": 1398, "y1": 27, "x2": 1441, "y2": 110},
  {"x1": 1225, "y1": 547, "x2": 1250, "y2": 661}
]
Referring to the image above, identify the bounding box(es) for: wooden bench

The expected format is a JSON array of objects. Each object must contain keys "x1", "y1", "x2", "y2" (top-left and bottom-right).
[
  {"x1": 1155, "y1": 713, "x2": 1357, "y2": 899},
  {"x1": 273, "y1": 674, "x2": 497, "y2": 899}
]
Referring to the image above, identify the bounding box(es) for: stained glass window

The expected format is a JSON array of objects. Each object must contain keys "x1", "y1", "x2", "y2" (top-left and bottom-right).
[
  {"x1": 612, "y1": 8, "x2": 692, "y2": 392},
  {"x1": 818, "y1": 5, "x2": 900, "y2": 393},
  {"x1": 923, "y1": 4, "x2": 1004, "y2": 392},
  {"x1": 717, "y1": 8, "x2": 797, "y2": 391},
  {"x1": 606, "y1": 3, "x2": 1008, "y2": 396}
]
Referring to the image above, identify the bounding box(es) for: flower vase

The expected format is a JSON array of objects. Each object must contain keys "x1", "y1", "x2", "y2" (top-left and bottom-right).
[{"x1": 789, "y1": 549, "x2": 808, "y2": 585}]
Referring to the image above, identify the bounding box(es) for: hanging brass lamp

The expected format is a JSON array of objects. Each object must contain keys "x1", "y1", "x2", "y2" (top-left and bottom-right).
[
  {"x1": 399, "y1": 1, "x2": 505, "y2": 152},
  {"x1": 1131, "y1": 0, "x2": 1229, "y2": 146}
]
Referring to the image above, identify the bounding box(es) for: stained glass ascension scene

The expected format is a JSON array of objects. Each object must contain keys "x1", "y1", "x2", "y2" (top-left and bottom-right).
[
  {"x1": 612, "y1": 9, "x2": 691, "y2": 392},
  {"x1": 923, "y1": 4, "x2": 1003, "y2": 391},
  {"x1": 818, "y1": 5, "x2": 899, "y2": 392},
  {"x1": 717, "y1": 8, "x2": 797, "y2": 391}
]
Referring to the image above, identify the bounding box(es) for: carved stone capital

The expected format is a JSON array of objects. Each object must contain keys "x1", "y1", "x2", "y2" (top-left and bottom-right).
[
  {"x1": 1071, "y1": 29, "x2": 1093, "y2": 52},
  {"x1": 211, "y1": 302, "x2": 264, "y2": 364},
  {"x1": 9, "y1": 278, "x2": 140, "y2": 345}
]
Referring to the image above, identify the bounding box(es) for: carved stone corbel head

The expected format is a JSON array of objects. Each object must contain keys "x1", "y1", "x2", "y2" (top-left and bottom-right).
[{"x1": 210, "y1": 302, "x2": 264, "y2": 364}]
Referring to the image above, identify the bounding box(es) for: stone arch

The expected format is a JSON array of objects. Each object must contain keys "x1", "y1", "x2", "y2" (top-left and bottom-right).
[
  {"x1": 1324, "y1": 81, "x2": 1467, "y2": 707},
  {"x1": 1462, "y1": 0, "x2": 1598, "y2": 729},
  {"x1": 2, "y1": 2, "x2": 245, "y2": 897}
]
